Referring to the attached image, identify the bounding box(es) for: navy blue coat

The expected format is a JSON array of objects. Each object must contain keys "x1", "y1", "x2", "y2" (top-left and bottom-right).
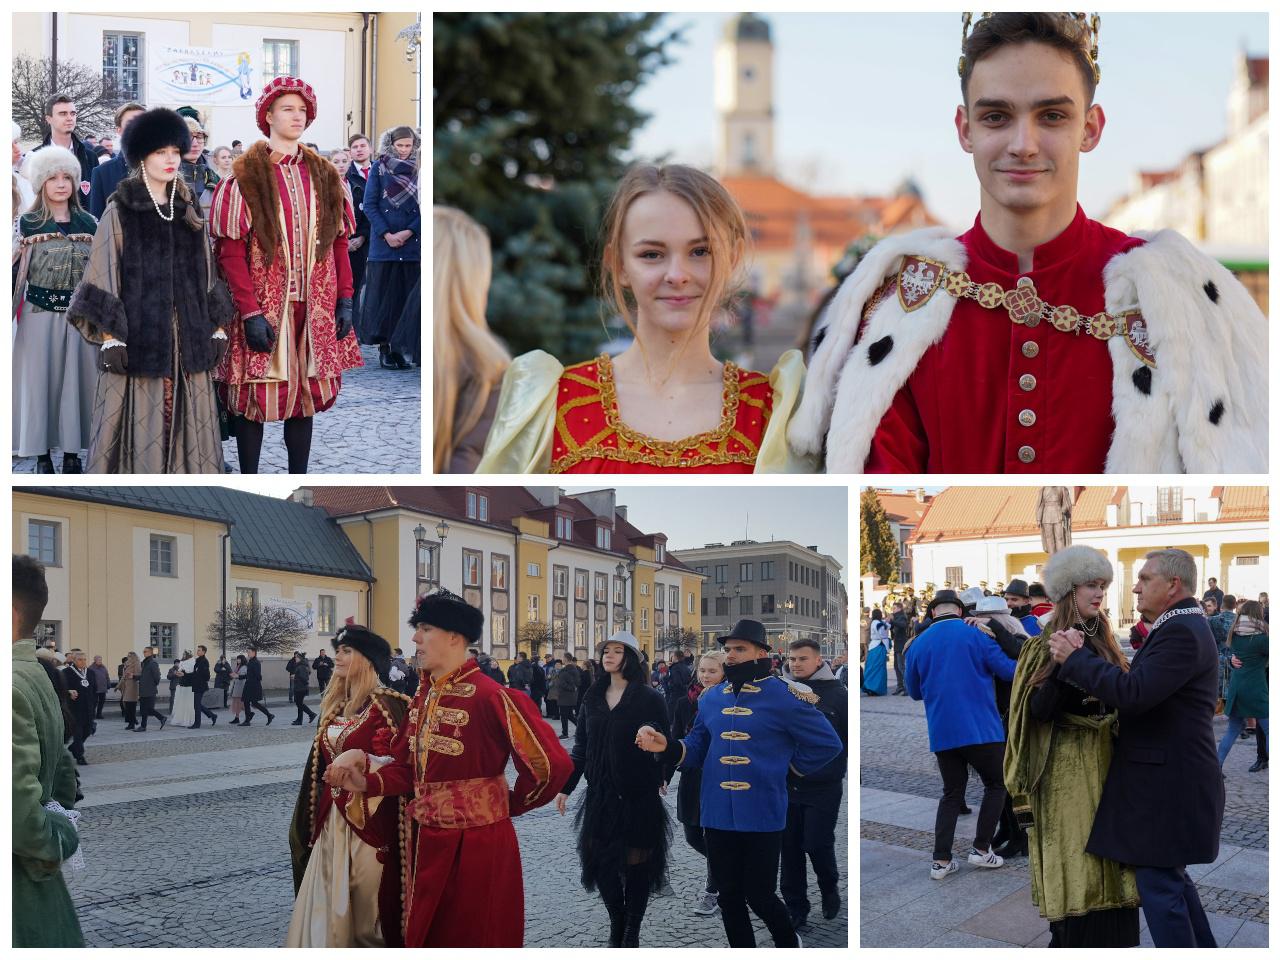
[
  {"x1": 362, "y1": 158, "x2": 420, "y2": 263},
  {"x1": 89, "y1": 154, "x2": 129, "y2": 219},
  {"x1": 677, "y1": 674, "x2": 842, "y2": 832},
  {"x1": 1058, "y1": 598, "x2": 1224, "y2": 868}
]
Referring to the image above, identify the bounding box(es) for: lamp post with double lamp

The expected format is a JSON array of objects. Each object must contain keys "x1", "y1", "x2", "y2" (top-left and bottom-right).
[
  {"x1": 717, "y1": 583, "x2": 740, "y2": 654},
  {"x1": 779, "y1": 597, "x2": 796, "y2": 647},
  {"x1": 615, "y1": 559, "x2": 636, "y2": 633}
]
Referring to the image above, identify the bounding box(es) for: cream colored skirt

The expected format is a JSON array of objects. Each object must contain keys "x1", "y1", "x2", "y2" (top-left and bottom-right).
[{"x1": 285, "y1": 804, "x2": 386, "y2": 947}]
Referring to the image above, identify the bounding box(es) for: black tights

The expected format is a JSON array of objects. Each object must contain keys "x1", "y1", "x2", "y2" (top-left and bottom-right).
[
  {"x1": 234, "y1": 416, "x2": 314, "y2": 474},
  {"x1": 597, "y1": 860, "x2": 652, "y2": 928}
]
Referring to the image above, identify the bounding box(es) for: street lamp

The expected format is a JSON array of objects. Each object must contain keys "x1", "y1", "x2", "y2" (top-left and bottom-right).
[
  {"x1": 780, "y1": 598, "x2": 796, "y2": 645},
  {"x1": 415, "y1": 520, "x2": 449, "y2": 597},
  {"x1": 615, "y1": 559, "x2": 636, "y2": 632}
]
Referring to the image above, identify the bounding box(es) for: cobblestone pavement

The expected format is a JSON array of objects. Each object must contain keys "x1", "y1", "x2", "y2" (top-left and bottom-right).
[
  {"x1": 64, "y1": 706, "x2": 848, "y2": 948},
  {"x1": 12, "y1": 345, "x2": 420, "y2": 476},
  {"x1": 859, "y1": 693, "x2": 1269, "y2": 946}
]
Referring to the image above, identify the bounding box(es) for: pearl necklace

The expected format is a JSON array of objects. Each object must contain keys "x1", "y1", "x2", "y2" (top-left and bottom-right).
[
  {"x1": 1077, "y1": 616, "x2": 1100, "y2": 638},
  {"x1": 142, "y1": 169, "x2": 176, "y2": 222}
]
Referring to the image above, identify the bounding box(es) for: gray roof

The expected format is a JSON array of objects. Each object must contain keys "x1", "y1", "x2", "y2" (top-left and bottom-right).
[
  {"x1": 17, "y1": 487, "x2": 374, "y2": 582},
  {"x1": 725, "y1": 13, "x2": 771, "y2": 43}
]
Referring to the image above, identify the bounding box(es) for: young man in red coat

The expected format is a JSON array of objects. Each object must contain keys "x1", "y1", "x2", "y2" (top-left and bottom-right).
[
  {"x1": 790, "y1": 13, "x2": 1266, "y2": 474},
  {"x1": 326, "y1": 590, "x2": 572, "y2": 947},
  {"x1": 209, "y1": 76, "x2": 362, "y2": 474}
]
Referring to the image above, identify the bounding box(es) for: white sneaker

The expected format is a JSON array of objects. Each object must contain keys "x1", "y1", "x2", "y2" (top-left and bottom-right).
[
  {"x1": 930, "y1": 859, "x2": 959, "y2": 880},
  {"x1": 692, "y1": 890, "x2": 719, "y2": 916},
  {"x1": 968, "y1": 847, "x2": 1004, "y2": 869}
]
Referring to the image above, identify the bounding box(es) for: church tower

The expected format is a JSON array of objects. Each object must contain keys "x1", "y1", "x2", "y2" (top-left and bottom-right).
[{"x1": 715, "y1": 14, "x2": 775, "y2": 177}]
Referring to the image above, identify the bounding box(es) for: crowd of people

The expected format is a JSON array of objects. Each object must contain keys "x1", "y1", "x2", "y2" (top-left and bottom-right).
[
  {"x1": 864, "y1": 547, "x2": 1267, "y2": 948},
  {"x1": 14, "y1": 553, "x2": 849, "y2": 948},
  {"x1": 12, "y1": 80, "x2": 421, "y2": 475}
]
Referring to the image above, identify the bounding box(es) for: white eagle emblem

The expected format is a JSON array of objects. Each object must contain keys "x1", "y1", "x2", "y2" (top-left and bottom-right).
[{"x1": 897, "y1": 256, "x2": 943, "y2": 312}]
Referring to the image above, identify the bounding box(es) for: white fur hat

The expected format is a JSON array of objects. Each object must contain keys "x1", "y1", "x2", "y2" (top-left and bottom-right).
[
  {"x1": 1042, "y1": 545, "x2": 1113, "y2": 603},
  {"x1": 21, "y1": 146, "x2": 81, "y2": 196},
  {"x1": 974, "y1": 596, "x2": 1011, "y2": 616},
  {"x1": 959, "y1": 586, "x2": 985, "y2": 610}
]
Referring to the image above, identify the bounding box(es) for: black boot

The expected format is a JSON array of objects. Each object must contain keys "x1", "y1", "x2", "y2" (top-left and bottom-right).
[
  {"x1": 606, "y1": 906, "x2": 625, "y2": 948},
  {"x1": 62, "y1": 453, "x2": 83, "y2": 473},
  {"x1": 35, "y1": 454, "x2": 55, "y2": 474},
  {"x1": 379, "y1": 343, "x2": 396, "y2": 369},
  {"x1": 621, "y1": 916, "x2": 642, "y2": 948}
]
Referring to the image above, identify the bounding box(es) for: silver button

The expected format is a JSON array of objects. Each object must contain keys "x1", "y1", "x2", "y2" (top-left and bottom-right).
[
  {"x1": 1018, "y1": 445, "x2": 1035, "y2": 463},
  {"x1": 1022, "y1": 341, "x2": 1039, "y2": 359},
  {"x1": 1018, "y1": 409, "x2": 1036, "y2": 427},
  {"x1": 1019, "y1": 374, "x2": 1037, "y2": 392}
]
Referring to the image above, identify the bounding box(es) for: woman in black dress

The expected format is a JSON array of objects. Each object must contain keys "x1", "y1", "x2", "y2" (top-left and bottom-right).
[{"x1": 555, "y1": 633, "x2": 671, "y2": 947}]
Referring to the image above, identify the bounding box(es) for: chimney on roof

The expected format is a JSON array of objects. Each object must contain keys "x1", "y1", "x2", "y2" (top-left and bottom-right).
[
  {"x1": 616, "y1": 505, "x2": 627, "y2": 521},
  {"x1": 574, "y1": 489, "x2": 617, "y2": 525},
  {"x1": 290, "y1": 488, "x2": 314, "y2": 508},
  {"x1": 916, "y1": 488, "x2": 926, "y2": 502}
]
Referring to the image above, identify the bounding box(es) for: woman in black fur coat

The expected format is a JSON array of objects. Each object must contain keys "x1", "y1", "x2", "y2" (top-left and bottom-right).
[
  {"x1": 556, "y1": 633, "x2": 672, "y2": 947},
  {"x1": 66, "y1": 107, "x2": 233, "y2": 472}
]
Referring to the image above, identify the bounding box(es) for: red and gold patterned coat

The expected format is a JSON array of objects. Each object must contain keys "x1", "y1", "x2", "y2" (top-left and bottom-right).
[
  {"x1": 363, "y1": 659, "x2": 572, "y2": 947},
  {"x1": 209, "y1": 142, "x2": 362, "y2": 386}
]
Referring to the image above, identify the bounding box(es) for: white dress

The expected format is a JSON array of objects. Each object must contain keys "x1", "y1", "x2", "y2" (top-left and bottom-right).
[
  {"x1": 285, "y1": 718, "x2": 387, "y2": 947},
  {"x1": 170, "y1": 687, "x2": 196, "y2": 727}
]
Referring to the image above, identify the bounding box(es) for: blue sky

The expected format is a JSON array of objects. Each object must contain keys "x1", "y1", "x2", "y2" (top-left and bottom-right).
[
  {"x1": 628, "y1": 13, "x2": 1269, "y2": 230},
  {"x1": 564, "y1": 485, "x2": 850, "y2": 584}
]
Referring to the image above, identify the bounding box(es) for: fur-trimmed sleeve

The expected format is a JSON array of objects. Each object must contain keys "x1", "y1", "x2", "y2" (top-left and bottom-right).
[
  {"x1": 208, "y1": 176, "x2": 251, "y2": 240},
  {"x1": 66, "y1": 203, "x2": 127, "y2": 344}
]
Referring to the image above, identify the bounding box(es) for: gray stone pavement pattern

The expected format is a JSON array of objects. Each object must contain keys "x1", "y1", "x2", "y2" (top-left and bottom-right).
[
  {"x1": 63, "y1": 699, "x2": 848, "y2": 948},
  {"x1": 13, "y1": 344, "x2": 421, "y2": 475},
  {"x1": 859, "y1": 693, "x2": 1268, "y2": 947}
]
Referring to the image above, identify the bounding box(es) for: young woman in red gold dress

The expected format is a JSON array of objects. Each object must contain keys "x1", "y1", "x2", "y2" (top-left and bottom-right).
[
  {"x1": 286, "y1": 626, "x2": 410, "y2": 947},
  {"x1": 477, "y1": 164, "x2": 812, "y2": 473}
]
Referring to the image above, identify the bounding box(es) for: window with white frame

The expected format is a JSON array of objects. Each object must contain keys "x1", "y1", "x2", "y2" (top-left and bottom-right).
[
  {"x1": 318, "y1": 595, "x2": 336, "y2": 634},
  {"x1": 528, "y1": 595, "x2": 539, "y2": 620},
  {"x1": 27, "y1": 519, "x2": 60, "y2": 566},
  {"x1": 593, "y1": 622, "x2": 606, "y2": 645},
  {"x1": 417, "y1": 542, "x2": 437, "y2": 584},
  {"x1": 553, "y1": 566, "x2": 568, "y2": 597},
  {"x1": 491, "y1": 555, "x2": 508, "y2": 590},
  {"x1": 150, "y1": 535, "x2": 176, "y2": 576},
  {"x1": 688, "y1": 591, "x2": 695, "y2": 614},
  {"x1": 594, "y1": 572, "x2": 608, "y2": 603},
  {"x1": 614, "y1": 576, "x2": 626, "y2": 604},
  {"x1": 103, "y1": 33, "x2": 143, "y2": 102},
  {"x1": 640, "y1": 607, "x2": 649, "y2": 631},
  {"x1": 574, "y1": 570, "x2": 588, "y2": 601},
  {"x1": 640, "y1": 582, "x2": 649, "y2": 596},
  {"x1": 945, "y1": 566, "x2": 964, "y2": 588},
  {"x1": 478, "y1": 495, "x2": 490, "y2": 521},
  {"x1": 574, "y1": 620, "x2": 587, "y2": 645},
  {"x1": 596, "y1": 526, "x2": 612, "y2": 550},
  {"x1": 463, "y1": 550, "x2": 483, "y2": 587},
  {"x1": 527, "y1": 561, "x2": 541, "y2": 578},
  {"x1": 236, "y1": 586, "x2": 259, "y2": 609},
  {"x1": 262, "y1": 39, "x2": 298, "y2": 81},
  {"x1": 150, "y1": 622, "x2": 176, "y2": 659},
  {"x1": 492, "y1": 611, "x2": 508, "y2": 646},
  {"x1": 656, "y1": 542, "x2": 665, "y2": 562},
  {"x1": 466, "y1": 492, "x2": 478, "y2": 519},
  {"x1": 655, "y1": 584, "x2": 665, "y2": 610}
]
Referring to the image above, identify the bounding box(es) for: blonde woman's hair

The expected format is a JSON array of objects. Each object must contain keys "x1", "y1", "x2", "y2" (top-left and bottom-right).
[
  {"x1": 599, "y1": 164, "x2": 749, "y2": 372},
  {"x1": 22, "y1": 168, "x2": 86, "y2": 226},
  {"x1": 1029, "y1": 586, "x2": 1128, "y2": 687},
  {"x1": 318, "y1": 647, "x2": 380, "y2": 720},
  {"x1": 433, "y1": 206, "x2": 510, "y2": 471},
  {"x1": 697, "y1": 650, "x2": 727, "y2": 690}
]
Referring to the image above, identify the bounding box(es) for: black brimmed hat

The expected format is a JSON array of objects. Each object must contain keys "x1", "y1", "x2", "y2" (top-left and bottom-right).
[
  {"x1": 718, "y1": 619, "x2": 770, "y2": 651},
  {"x1": 409, "y1": 588, "x2": 483, "y2": 644},
  {"x1": 926, "y1": 589, "x2": 965, "y2": 618},
  {"x1": 331, "y1": 624, "x2": 392, "y2": 684},
  {"x1": 1004, "y1": 578, "x2": 1030, "y2": 599},
  {"x1": 121, "y1": 108, "x2": 192, "y2": 170}
]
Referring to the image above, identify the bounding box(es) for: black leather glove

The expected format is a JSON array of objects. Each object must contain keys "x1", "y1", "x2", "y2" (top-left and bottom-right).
[
  {"x1": 243, "y1": 314, "x2": 277, "y2": 353},
  {"x1": 335, "y1": 297, "x2": 354, "y2": 341},
  {"x1": 100, "y1": 342, "x2": 128, "y2": 375},
  {"x1": 212, "y1": 334, "x2": 229, "y2": 367}
]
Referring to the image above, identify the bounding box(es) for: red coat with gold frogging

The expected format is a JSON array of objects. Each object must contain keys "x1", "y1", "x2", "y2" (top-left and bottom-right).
[{"x1": 363, "y1": 659, "x2": 572, "y2": 947}]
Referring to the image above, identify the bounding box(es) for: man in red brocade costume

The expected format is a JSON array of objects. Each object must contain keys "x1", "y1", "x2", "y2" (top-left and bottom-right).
[
  {"x1": 208, "y1": 76, "x2": 363, "y2": 474},
  {"x1": 326, "y1": 590, "x2": 572, "y2": 947}
]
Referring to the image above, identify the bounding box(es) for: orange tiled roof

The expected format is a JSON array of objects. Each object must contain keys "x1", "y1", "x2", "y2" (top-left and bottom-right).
[
  {"x1": 910, "y1": 487, "x2": 1111, "y2": 543},
  {"x1": 1219, "y1": 486, "x2": 1269, "y2": 521},
  {"x1": 875, "y1": 491, "x2": 930, "y2": 526}
]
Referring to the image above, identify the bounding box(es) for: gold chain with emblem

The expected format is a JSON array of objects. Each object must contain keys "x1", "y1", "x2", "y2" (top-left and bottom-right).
[{"x1": 899, "y1": 256, "x2": 1140, "y2": 342}]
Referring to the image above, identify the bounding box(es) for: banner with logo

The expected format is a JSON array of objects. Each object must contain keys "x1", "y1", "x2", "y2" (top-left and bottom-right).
[{"x1": 151, "y1": 46, "x2": 256, "y2": 106}]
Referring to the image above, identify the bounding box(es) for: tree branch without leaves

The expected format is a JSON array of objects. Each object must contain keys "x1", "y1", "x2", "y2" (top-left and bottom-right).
[
  {"x1": 207, "y1": 600, "x2": 309, "y2": 657},
  {"x1": 12, "y1": 54, "x2": 127, "y2": 141}
]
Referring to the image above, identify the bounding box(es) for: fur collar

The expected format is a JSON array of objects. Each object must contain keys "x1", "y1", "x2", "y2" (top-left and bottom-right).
[
  {"x1": 112, "y1": 175, "x2": 193, "y2": 216},
  {"x1": 231, "y1": 141, "x2": 345, "y2": 265}
]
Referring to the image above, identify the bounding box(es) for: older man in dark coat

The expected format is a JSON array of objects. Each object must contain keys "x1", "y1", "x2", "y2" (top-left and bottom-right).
[
  {"x1": 135, "y1": 646, "x2": 167, "y2": 731},
  {"x1": 181, "y1": 644, "x2": 218, "y2": 728},
  {"x1": 1050, "y1": 548, "x2": 1224, "y2": 948}
]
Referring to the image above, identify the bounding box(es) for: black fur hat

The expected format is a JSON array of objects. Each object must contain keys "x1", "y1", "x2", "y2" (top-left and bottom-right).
[
  {"x1": 121, "y1": 108, "x2": 192, "y2": 170},
  {"x1": 409, "y1": 588, "x2": 483, "y2": 644},
  {"x1": 331, "y1": 624, "x2": 392, "y2": 684}
]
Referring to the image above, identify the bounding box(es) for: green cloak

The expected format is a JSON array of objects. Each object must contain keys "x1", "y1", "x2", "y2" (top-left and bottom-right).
[{"x1": 1003, "y1": 633, "x2": 1140, "y2": 922}]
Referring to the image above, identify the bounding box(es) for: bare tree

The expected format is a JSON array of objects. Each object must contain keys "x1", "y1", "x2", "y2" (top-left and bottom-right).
[
  {"x1": 206, "y1": 600, "x2": 309, "y2": 658},
  {"x1": 12, "y1": 54, "x2": 127, "y2": 141},
  {"x1": 658, "y1": 626, "x2": 700, "y2": 657},
  {"x1": 517, "y1": 619, "x2": 555, "y2": 660}
]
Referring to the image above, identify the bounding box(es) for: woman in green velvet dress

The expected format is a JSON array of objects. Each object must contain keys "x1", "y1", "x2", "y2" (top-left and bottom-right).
[{"x1": 1004, "y1": 545, "x2": 1140, "y2": 947}]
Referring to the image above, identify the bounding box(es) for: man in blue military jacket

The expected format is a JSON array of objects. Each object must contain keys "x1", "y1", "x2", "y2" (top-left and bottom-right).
[
  {"x1": 1049, "y1": 548, "x2": 1224, "y2": 947},
  {"x1": 637, "y1": 619, "x2": 842, "y2": 948}
]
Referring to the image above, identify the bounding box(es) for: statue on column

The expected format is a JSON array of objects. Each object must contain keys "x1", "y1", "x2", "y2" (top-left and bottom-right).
[{"x1": 1037, "y1": 486, "x2": 1073, "y2": 555}]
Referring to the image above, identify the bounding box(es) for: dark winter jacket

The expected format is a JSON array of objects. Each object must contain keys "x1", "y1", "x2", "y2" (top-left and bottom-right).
[
  {"x1": 243, "y1": 658, "x2": 264, "y2": 701},
  {"x1": 507, "y1": 659, "x2": 534, "y2": 692},
  {"x1": 665, "y1": 658, "x2": 693, "y2": 707},
  {"x1": 363, "y1": 150, "x2": 420, "y2": 262},
  {"x1": 138, "y1": 655, "x2": 162, "y2": 698},
  {"x1": 179, "y1": 654, "x2": 212, "y2": 694},
  {"x1": 890, "y1": 612, "x2": 910, "y2": 646},
  {"x1": 314, "y1": 655, "x2": 333, "y2": 684},
  {"x1": 671, "y1": 690, "x2": 705, "y2": 825},
  {"x1": 344, "y1": 165, "x2": 371, "y2": 244},
  {"x1": 89, "y1": 153, "x2": 128, "y2": 219},
  {"x1": 291, "y1": 659, "x2": 311, "y2": 694},
  {"x1": 66, "y1": 176, "x2": 235, "y2": 377},
  {"x1": 551, "y1": 663, "x2": 583, "y2": 707},
  {"x1": 214, "y1": 659, "x2": 232, "y2": 689},
  {"x1": 785, "y1": 665, "x2": 849, "y2": 801}
]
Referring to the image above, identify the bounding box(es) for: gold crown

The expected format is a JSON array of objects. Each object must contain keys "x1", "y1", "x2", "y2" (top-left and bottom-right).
[{"x1": 958, "y1": 12, "x2": 1101, "y2": 85}]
